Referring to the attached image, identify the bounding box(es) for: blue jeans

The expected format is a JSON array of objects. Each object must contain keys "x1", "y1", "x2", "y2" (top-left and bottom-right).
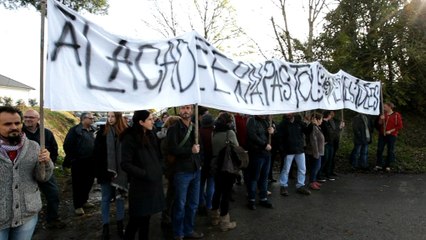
[
  {"x1": 247, "y1": 154, "x2": 270, "y2": 202},
  {"x1": 351, "y1": 144, "x2": 369, "y2": 168},
  {"x1": 172, "y1": 170, "x2": 201, "y2": 238},
  {"x1": 376, "y1": 135, "x2": 396, "y2": 168},
  {"x1": 199, "y1": 174, "x2": 214, "y2": 209},
  {"x1": 101, "y1": 183, "x2": 125, "y2": 224},
  {"x1": 38, "y1": 175, "x2": 60, "y2": 222},
  {"x1": 279, "y1": 153, "x2": 306, "y2": 188},
  {"x1": 309, "y1": 155, "x2": 321, "y2": 182},
  {"x1": 0, "y1": 215, "x2": 38, "y2": 240}
]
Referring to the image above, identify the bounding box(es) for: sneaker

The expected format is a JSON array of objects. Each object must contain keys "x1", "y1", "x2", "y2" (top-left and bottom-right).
[
  {"x1": 317, "y1": 178, "x2": 326, "y2": 183},
  {"x1": 247, "y1": 201, "x2": 256, "y2": 210},
  {"x1": 309, "y1": 182, "x2": 320, "y2": 190},
  {"x1": 83, "y1": 202, "x2": 95, "y2": 209},
  {"x1": 184, "y1": 231, "x2": 204, "y2": 239},
  {"x1": 374, "y1": 166, "x2": 383, "y2": 171},
  {"x1": 296, "y1": 187, "x2": 311, "y2": 195},
  {"x1": 259, "y1": 200, "x2": 273, "y2": 209},
  {"x1": 46, "y1": 219, "x2": 66, "y2": 229},
  {"x1": 74, "y1": 208, "x2": 85, "y2": 216},
  {"x1": 280, "y1": 187, "x2": 289, "y2": 196},
  {"x1": 385, "y1": 167, "x2": 391, "y2": 172},
  {"x1": 267, "y1": 191, "x2": 272, "y2": 196},
  {"x1": 326, "y1": 176, "x2": 336, "y2": 181}
]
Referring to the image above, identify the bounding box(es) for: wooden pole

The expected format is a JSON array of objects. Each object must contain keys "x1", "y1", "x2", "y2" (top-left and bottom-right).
[
  {"x1": 39, "y1": 0, "x2": 47, "y2": 178},
  {"x1": 194, "y1": 104, "x2": 199, "y2": 144},
  {"x1": 268, "y1": 115, "x2": 273, "y2": 145},
  {"x1": 380, "y1": 82, "x2": 386, "y2": 136},
  {"x1": 340, "y1": 109, "x2": 345, "y2": 140}
]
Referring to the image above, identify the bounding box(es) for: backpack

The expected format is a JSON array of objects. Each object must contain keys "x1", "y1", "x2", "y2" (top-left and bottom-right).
[{"x1": 217, "y1": 131, "x2": 249, "y2": 175}]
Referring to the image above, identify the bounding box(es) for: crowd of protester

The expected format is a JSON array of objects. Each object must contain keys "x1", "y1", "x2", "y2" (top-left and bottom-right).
[{"x1": 0, "y1": 103, "x2": 403, "y2": 240}]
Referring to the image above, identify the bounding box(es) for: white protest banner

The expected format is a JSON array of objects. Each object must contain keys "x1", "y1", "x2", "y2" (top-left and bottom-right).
[
  {"x1": 46, "y1": 0, "x2": 200, "y2": 111},
  {"x1": 46, "y1": 0, "x2": 380, "y2": 115},
  {"x1": 340, "y1": 70, "x2": 381, "y2": 114}
]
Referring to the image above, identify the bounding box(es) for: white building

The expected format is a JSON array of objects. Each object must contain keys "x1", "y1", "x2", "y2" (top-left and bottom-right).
[{"x1": 0, "y1": 74, "x2": 35, "y2": 105}]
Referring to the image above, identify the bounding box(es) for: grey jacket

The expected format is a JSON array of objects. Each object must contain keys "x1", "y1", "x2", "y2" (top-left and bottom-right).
[
  {"x1": 306, "y1": 125, "x2": 325, "y2": 159},
  {"x1": 211, "y1": 130, "x2": 239, "y2": 174},
  {"x1": 0, "y1": 137, "x2": 53, "y2": 230}
]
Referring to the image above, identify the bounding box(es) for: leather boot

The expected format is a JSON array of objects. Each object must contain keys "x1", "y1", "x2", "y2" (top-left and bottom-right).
[
  {"x1": 210, "y1": 210, "x2": 220, "y2": 226},
  {"x1": 117, "y1": 220, "x2": 124, "y2": 239},
  {"x1": 219, "y1": 214, "x2": 236, "y2": 232},
  {"x1": 102, "y1": 224, "x2": 110, "y2": 240}
]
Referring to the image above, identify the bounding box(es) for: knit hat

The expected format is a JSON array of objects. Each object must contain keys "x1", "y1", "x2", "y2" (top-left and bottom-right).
[
  {"x1": 133, "y1": 110, "x2": 151, "y2": 123},
  {"x1": 201, "y1": 114, "x2": 214, "y2": 127}
]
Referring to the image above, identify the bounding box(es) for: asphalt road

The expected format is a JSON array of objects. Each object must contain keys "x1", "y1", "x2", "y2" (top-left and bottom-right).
[{"x1": 33, "y1": 173, "x2": 426, "y2": 240}]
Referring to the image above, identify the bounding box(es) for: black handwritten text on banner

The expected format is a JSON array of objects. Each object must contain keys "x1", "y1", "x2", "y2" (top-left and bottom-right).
[{"x1": 46, "y1": 0, "x2": 380, "y2": 115}]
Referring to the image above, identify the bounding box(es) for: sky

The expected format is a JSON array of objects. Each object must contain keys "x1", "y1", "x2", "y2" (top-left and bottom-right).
[{"x1": 0, "y1": 0, "x2": 329, "y2": 101}]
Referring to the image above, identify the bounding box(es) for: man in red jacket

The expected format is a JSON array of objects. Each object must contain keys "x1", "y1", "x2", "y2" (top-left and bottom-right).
[{"x1": 375, "y1": 102, "x2": 403, "y2": 172}]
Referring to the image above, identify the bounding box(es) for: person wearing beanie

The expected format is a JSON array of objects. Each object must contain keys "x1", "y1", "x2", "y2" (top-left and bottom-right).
[{"x1": 120, "y1": 110, "x2": 165, "y2": 240}]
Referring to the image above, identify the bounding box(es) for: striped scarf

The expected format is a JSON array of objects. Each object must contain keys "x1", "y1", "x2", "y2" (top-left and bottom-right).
[{"x1": 0, "y1": 133, "x2": 26, "y2": 161}]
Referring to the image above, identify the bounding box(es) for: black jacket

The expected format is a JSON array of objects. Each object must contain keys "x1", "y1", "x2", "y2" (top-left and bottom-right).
[
  {"x1": 167, "y1": 119, "x2": 201, "y2": 173},
  {"x1": 246, "y1": 116, "x2": 271, "y2": 156},
  {"x1": 63, "y1": 123, "x2": 96, "y2": 161},
  {"x1": 321, "y1": 119, "x2": 340, "y2": 144},
  {"x1": 120, "y1": 129, "x2": 165, "y2": 217},
  {"x1": 278, "y1": 116, "x2": 307, "y2": 155},
  {"x1": 93, "y1": 126, "x2": 114, "y2": 184},
  {"x1": 352, "y1": 114, "x2": 373, "y2": 145},
  {"x1": 23, "y1": 125, "x2": 59, "y2": 163}
]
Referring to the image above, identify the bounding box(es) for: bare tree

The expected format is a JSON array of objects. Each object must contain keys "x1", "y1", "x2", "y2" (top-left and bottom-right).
[
  {"x1": 143, "y1": 0, "x2": 246, "y2": 51},
  {"x1": 306, "y1": 0, "x2": 327, "y2": 61},
  {"x1": 271, "y1": 0, "x2": 329, "y2": 61},
  {"x1": 191, "y1": 0, "x2": 245, "y2": 49},
  {"x1": 271, "y1": 0, "x2": 294, "y2": 61},
  {"x1": 142, "y1": 0, "x2": 180, "y2": 37}
]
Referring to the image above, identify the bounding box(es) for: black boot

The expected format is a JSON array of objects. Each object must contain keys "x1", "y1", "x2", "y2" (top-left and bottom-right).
[
  {"x1": 102, "y1": 224, "x2": 110, "y2": 240},
  {"x1": 117, "y1": 220, "x2": 124, "y2": 239}
]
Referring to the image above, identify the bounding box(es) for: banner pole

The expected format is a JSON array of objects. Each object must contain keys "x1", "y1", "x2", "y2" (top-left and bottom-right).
[
  {"x1": 268, "y1": 115, "x2": 272, "y2": 145},
  {"x1": 340, "y1": 109, "x2": 345, "y2": 140},
  {"x1": 380, "y1": 81, "x2": 385, "y2": 136},
  {"x1": 39, "y1": 0, "x2": 47, "y2": 177},
  {"x1": 194, "y1": 104, "x2": 199, "y2": 144}
]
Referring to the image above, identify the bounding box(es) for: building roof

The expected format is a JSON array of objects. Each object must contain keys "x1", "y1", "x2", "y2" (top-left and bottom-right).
[{"x1": 0, "y1": 74, "x2": 35, "y2": 90}]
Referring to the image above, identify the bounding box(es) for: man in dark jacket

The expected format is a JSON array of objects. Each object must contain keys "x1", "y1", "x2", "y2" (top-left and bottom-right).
[
  {"x1": 63, "y1": 112, "x2": 96, "y2": 216},
  {"x1": 23, "y1": 109, "x2": 65, "y2": 229},
  {"x1": 319, "y1": 111, "x2": 339, "y2": 181},
  {"x1": 167, "y1": 105, "x2": 204, "y2": 240},
  {"x1": 246, "y1": 115, "x2": 274, "y2": 210},
  {"x1": 350, "y1": 113, "x2": 373, "y2": 169},
  {"x1": 278, "y1": 113, "x2": 311, "y2": 196}
]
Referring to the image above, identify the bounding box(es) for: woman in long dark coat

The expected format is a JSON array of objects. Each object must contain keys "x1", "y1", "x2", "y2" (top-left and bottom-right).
[{"x1": 120, "y1": 110, "x2": 165, "y2": 240}]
